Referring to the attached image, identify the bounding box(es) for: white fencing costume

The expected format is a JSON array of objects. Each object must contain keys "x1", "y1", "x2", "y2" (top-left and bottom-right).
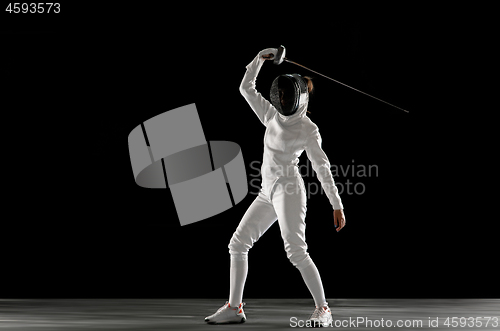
[{"x1": 227, "y1": 48, "x2": 343, "y2": 310}]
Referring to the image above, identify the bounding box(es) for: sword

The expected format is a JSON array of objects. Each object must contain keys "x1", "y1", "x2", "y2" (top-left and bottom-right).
[{"x1": 272, "y1": 45, "x2": 409, "y2": 114}]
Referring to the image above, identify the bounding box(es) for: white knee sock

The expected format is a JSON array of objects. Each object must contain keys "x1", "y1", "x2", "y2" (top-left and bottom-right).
[
  {"x1": 299, "y1": 262, "x2": 328, "y2": 307},
  {"x1": 228, "y1": 257, "x2": 248, "y2": 307}
]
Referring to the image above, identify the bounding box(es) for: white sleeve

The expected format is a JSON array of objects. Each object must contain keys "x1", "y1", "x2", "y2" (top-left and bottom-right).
[
  {"x1": 304, "y1": 128, "x2": 344, "y2": 210},
  {"x1": 239, "y1": 49, "x2": 278, "y2": 126}
]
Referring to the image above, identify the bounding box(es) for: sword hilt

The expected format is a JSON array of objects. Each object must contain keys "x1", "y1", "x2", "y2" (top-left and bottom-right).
[{"x1": 273, "y1": 45, "x2": 286, "y2": 65}]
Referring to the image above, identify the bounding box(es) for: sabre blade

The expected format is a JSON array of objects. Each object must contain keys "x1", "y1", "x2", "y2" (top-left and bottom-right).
[{"x1": 284, "y1": 59, "x2": 409, "y2": 113}]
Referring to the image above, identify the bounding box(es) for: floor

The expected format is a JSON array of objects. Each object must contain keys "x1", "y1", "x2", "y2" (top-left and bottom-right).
[{"x1": 0, "y1": 298, "x2": 498, "y2": 330}]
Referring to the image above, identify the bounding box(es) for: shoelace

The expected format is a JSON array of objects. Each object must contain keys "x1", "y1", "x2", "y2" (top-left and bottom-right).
[
  {"x1": 213, "y1": 302, "x2": 246, "y2": 316},
  {"x1": 213, "y1": 302, "x2": 229, "y2": 316},
  {"x1": 310, "y1": 307, "x2": 327, "y2": 319}
]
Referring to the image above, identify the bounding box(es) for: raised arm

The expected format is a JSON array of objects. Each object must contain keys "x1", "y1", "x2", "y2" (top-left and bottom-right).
[{"x1": 239, "y1": 48, "x2": 278, "y2": 126}]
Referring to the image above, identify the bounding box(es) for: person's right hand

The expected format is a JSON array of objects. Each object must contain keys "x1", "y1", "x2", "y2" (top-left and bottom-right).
[
  {"x1": 259, "y1": 48, "x2": 277, "y2": 60},
  {"x1": 262, "y1": 53, "x2": 274, "y2": 60}
]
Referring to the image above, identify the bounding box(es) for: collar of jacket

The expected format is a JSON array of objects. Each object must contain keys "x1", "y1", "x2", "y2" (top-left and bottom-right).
[{"x1": 277, "y1": 101, "x2": 308, "y2": 125}]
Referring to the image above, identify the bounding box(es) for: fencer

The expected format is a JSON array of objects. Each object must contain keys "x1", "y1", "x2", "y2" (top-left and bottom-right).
[{"x1": 204, "y1": 48, "x2": 346, "y2": 327}]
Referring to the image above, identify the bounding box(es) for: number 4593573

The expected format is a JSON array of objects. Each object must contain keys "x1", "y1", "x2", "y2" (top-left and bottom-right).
[{"x1": 6, "y1": 3, "x2": 60, "y2": 13}]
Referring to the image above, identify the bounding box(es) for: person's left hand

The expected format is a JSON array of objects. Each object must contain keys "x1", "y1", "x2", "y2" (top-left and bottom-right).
[{"x1": 333, "y1": 209, "x2": 346, "y2": 232}]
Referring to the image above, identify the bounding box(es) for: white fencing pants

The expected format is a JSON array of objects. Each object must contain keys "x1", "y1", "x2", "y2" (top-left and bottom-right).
[{"x1": 228, "y1": 177, "x2": 327, "y2": 308}]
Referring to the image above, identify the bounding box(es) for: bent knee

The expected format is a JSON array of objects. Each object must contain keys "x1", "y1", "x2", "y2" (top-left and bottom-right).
[{"x1": 286, "y1": 249, "x2": 313, "y2": 270}]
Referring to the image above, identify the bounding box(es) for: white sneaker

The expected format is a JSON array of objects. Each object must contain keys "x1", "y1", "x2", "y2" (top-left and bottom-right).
[
  {"x1": 309, "y1": 305, "x2": 332, "y2": 327},
  {"x1": 204, "y1": 301, "x2": 246, "y2": 324}
]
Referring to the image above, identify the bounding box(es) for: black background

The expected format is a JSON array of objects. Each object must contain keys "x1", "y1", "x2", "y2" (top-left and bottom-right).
[{"x1": 2, "y1": 3, "x2": 495, "y2": 298}]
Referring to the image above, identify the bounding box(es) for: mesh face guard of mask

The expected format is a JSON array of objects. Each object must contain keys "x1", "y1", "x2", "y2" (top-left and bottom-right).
[{"x1": 270, "y1": 73, "x2": 308, "y2": 116}]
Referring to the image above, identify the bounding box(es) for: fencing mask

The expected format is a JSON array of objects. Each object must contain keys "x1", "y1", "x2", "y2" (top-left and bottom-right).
[{"x1": 270, "y1": 73, "x2": 308, "y2": 116}]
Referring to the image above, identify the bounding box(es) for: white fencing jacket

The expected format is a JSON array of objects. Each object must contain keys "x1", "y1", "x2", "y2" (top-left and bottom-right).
[{"x1": 239, "y1": 49, "x2": 343, "y2": 210}]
